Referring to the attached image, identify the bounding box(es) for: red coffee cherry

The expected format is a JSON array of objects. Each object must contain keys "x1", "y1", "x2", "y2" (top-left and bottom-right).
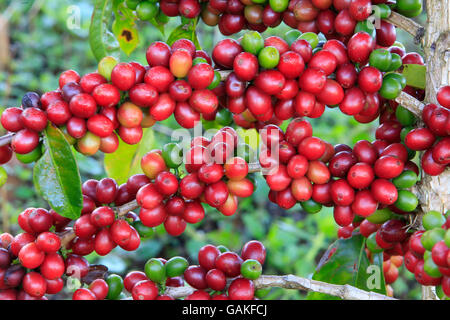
[
  {"x1": 329, "y1": 151, "x2": 357, "y2": 177},
  {"x1": 90, "y1": 207, "x2": 115, "y2": 228},
  {"x1": 371, "y1": 179, "x2": 398, "y2": 205},
  {"x1": 22, "y1": 272, "x2": 47, "y2": 298},
  {"x1": 150, "y1": 93, "x2": 176, "y2": 121},
  {"x1": 188, "y1": 63, "x2": 214, "y2": 90},
  {"x1": 40, "y1": 90, "x2": 63, "y2": 110},
  {"x1": 374, "y1": 155, "x2": 404, "y2": 179},
  {"x1": 87, "y1": 114, "x2": 114, "y2": 138},
  {"x1": 184, "y1": 265, "x2": 208, "y2": 289},
  {"x1": 18, "y1": 242, "x2": 45, "y2": 269},
  {"x1": 241, "y1": 240, "x2": 266, "y2": 264},
  {"x1": 215, "y1": 252, "x2": 243, "y2": 277},
  {"x1": 36, "y1": 232, "x2": 61, "y2": 253},
  {"x1": 198, "y1": 245, "x2": 221, "y2": 271},
  {"x1": 351, "y1": 190, "x2": 378, "y2": 217},
  {"x1": 144, "y1": 66, "x2": 174, "y2": 93},
  {"x1": 80, "y1": 72, "x2": 107, "y2": 94},
  {"x1": 10, "y1": 232, "x2": 35, "y2": 257},
  {"x1": 117, "y1": 102, "x2": 143, "y2": 128},
  {"x1": 141, "y1": 151, "x2": 168, "y2": 179},
  {"x1": 422, "y1": 149, "x2": 446, "y2": 176},
  {"x1": 47, "y1": 101, "x2": 71, "y2": 126},
  {"x1": 228, "y1": 278, "x2": 255, "y2": 300},
  {"x1": 92, "y1": 83, "x2": 121, "y2": 108},
  {"x1": 331, "y1": 179, "x2": 355, "y2": 206},
  {"x1": 40, "y1": 253, "x2": 65, "y2": 280},
  {"x1": 437, "y1": 85, "x2": 450, "y2": 108},
  {"x1": 29, "y1": 208, "x2": 53, "y2": 233},
  {"x1": 74, "y1": 214, "x2": 97, "y2": 239},
  {"x1": 164, "y1": 215, "x2": 187, "y2": 236},
  {"x1": 349, "y1": 0, "x2": 371, "y2": 21},
  {"x1": 333, "y1": 205, "x2": 355, "y2": 227},
  {"x1": 69, "y1": 93, "x2": 97, "y2": 118},
  {"x1": 124, "y1": 271, "x2": 148, "y2": 293},
  {"x1": 213, "y1": 38, "x2": 242, "y2": 69},
  {"x1": 205, "y1": 269, "x2": 227, "y2": 291},
  {"x1": 298, "y1": 137, "x2": 326, "y2": 160},
  {"x1": 0, "y1": 145, "x2": 13, "y2": 165},
  {"x1": 136, "y1": 183, "x2": 164, "y2": 210},
  {"x1": 339, "y1": 87, "x2": 365, "y2": 115},
  {"x1": 59, "y1": 70, "x2": 80, "y2": 88},
  {"x1": 94, "y1": 228, "x2": 116, "y2": 256},
  {"x1": 96, "y1": 178, "x2": 118, "y2": 204},
  {"x1": 347, "y1": 162, "x2": 374, "y2": 189},
  {"x1": 298, "y1": 67, "x2": 326, "y2": 95},
  {"x1": 155, "y1": 171, "x2": 179, "y2": 196},
  {"x1": 347, "y1": 32, "x2": 375, "y2": 64},
  {"x1": 353, "y1": 140, "x2": 377, "y2": 164},
  {"x1": 111, "y1": 62, "x2": 136, "y2": 91},
  {"x1": 20, "y1": 107, "x2": 47, "y2": 132},
  {"x1": 146, "y1": 41, "x2": 171, "y2": 67},
  {"x1": 89, "y1": 279, "x2": 109, "y2": 300},
  {"x1": 359, "y1": 67, "x2": 383, "y2": 93},
  {"x1": 11, "y1": 129, "x2": 40, "y2": 154},
  {"x1": 174, "y1": 102, "x2": 200, "y2": 129}
]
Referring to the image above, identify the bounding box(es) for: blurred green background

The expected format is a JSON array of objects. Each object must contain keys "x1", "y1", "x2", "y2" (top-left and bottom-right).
[{"x1": 0, "y1": 0, "x2": 425, "y2": 300}]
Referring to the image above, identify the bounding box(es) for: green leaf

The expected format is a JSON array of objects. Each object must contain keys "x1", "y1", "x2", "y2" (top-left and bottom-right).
[
  {"x1": 402, "y1": 64, "x2": 426, "y2": 90},
  {"x1": 33, "y1": 125, "x2": 82, "y2": 220},
  {"x1": 104, "y1": 128, "x2": 155, "y2": 185},
  {"x1": 307, "y1": 234, "x2": 386, "y2": 300},
  {"x1": 149, "y1": 18, "x2": 166, "y2": 36},
  {"x1": 167, "y1": 17, "x2": 201, "y2": 49},
  {"x1": 89, "y1": 0, "x2": 121, "y2": 61},
  {"x1": 112, "y1": 16, "x2": 139, "y2": 56}
]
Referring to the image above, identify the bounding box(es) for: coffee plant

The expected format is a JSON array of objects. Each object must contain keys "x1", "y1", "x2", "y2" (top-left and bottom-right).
[{"x1": 0, "y1": 0, "x2": 448, "y2": 301}]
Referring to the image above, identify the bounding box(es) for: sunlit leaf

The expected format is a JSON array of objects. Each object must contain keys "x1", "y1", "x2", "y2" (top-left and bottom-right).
[{"x1": 33, "y1": 125, "x2": 82, "y2": 219}]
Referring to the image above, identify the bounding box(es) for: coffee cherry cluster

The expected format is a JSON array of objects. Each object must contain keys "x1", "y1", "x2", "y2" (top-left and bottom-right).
[
  {"x1": 260, "y1": 118, "x2": 334, "y2": 211},
  {"x1": 127, "y1": 0, "x2": 412, "y2": 42},
  {"x1": 71, "y1": 177, "x2": 144, "y2": 256},
  {"x1": 402, "y1": 211, "x2": 450, "y2": 298},
  {"x1": 0, "y1": 29, "x2": 420, "y2": 170},
  {"x1": 0, "y1": 207, "x2": 100, "y2": 300},
  {"x1": 363, "y1": 210, "x2": 450, "y2": 298},
  {"x1": 119, "y1": 240, "x2": 267, "y2": 300},
  {"x1": 0, "y1": 38, "x2": 219, "y2": 163},
  {"x1": 136, "y1": 126, "x2": 255, "y2": 236},
  {"x1": 210, "y1": 27, "x2": 411, "y2": 131},
  {"x1": 404, "y1": 87, "x2": 450, "y2": 176}
]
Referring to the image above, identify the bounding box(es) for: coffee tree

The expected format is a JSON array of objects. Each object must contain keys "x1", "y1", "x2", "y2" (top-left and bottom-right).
[{"x1": 0, "y1": 0, "x2": 449, "y2": 300}]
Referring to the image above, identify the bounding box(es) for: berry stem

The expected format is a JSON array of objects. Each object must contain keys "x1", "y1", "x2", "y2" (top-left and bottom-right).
[
  {"x1": 0, "y1": 132, "x2": 14, "y2": 147},
  {"x1": 385, "y1": 11, "x2": 425, "y2": 45}
]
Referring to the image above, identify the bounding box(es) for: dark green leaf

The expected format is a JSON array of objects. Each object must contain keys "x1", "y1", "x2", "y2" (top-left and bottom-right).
[
  {"x1": 402, "y1": 64, "x2": 426, "y2": 89},
  {"x1": 307, "y1": 234, "x2": 386, "y2": 300},
  {"x1": 33, "y1": 125, "x2": 82, "y2": 220},
  {"x1": 89, "y1": 0, "x2": 120, "y2": 61},
  {"x1": 104, "y1": 128, "x2": 155, "y2": 185}
]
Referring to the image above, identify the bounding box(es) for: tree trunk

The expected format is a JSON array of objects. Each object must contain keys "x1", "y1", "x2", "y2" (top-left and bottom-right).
[
  {"x1": 417, "y1": 0, "x2": 450, "y2": 300},
  {"x1": 416, "y1": 1, "x2": 450, "y2": 215}
]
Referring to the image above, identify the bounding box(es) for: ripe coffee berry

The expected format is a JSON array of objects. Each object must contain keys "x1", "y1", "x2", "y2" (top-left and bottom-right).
[{"x1": 111, "y1": 62, "x2": 136, "y2": 91}]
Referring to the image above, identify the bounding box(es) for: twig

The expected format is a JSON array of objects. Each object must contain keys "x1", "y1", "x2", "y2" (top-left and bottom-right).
[
  {"x1": 385, "y1": 11, "x2": 425, "y2": 44},
  {"x1": 394, "y1": 91, "x2": 425, "y2": 117},
  {"x1": 164, "y1": 275, "x2": 396, "y2": 300},
  {"x1": 0, "y1": 133, "x2": 14, "y2": 147}
]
